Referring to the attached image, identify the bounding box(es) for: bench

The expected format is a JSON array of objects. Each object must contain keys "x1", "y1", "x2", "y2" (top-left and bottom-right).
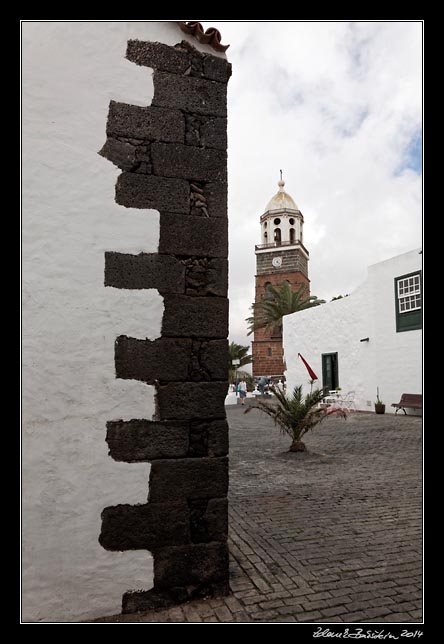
[{"x1": 391, "y1": 393, "x2": 422, "y2": 415}]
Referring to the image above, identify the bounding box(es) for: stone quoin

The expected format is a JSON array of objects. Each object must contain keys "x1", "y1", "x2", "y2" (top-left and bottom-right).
[{"x1": 99, "y1": 36, "x2": 232, "y2": 613}]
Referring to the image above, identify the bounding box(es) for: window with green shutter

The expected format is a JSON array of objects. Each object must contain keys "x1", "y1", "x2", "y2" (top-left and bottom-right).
[
  {"x1": 394, "y1": 271, "x2": 422, "y2": 332},
  {"x1": 322, "y1": 353, "x2": 339, "y2": 391}
]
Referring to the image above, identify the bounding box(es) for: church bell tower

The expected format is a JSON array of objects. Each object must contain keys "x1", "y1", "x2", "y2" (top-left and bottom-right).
[{"x1": 251, "y1": 176, "x2": 310, "y2": 378}]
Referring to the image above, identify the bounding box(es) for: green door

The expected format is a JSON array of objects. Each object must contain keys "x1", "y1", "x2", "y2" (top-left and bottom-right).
[{"x1": 322, "y1": 353, "x2": 339, "y2": 391}]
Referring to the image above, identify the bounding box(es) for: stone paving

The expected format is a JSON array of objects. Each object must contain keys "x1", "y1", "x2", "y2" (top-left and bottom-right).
[{"x1": 93, "y1": 407, "x2": 422, "y2": 623}]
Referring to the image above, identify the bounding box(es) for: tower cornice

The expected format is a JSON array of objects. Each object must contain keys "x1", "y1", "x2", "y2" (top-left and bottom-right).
[
  {"x1": 260, "y1": 208, "x2": 302, "y2": 221},
  {"x1": 255, "y1": 241, "x2": 310, "y2": 259}
]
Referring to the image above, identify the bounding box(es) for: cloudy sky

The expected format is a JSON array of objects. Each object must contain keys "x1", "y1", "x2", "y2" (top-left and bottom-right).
[{"x1": 201, "y1": 21, "x2": 422, "y2": 348}]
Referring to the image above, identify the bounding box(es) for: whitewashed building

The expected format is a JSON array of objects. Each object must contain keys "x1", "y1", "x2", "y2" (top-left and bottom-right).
[
  {"x1": 22, "y1": 21, "x2": 230, "y2": 623},
  {"x1": 284, "y1": 249, "x2": 422, "y2": 414}
]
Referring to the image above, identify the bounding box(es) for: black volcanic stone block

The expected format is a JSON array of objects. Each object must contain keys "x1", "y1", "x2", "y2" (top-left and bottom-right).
[
  {"x1": 151, "y1": 142, "x2": 226, "y2": 182},
  {"x1": 127, "y1": 40, "x2": 191, "y2": 75},
  {"x1": 107, "y1": 101, "x2": 185, "y2": 143},
  {"x1": 126, "y1": 39, "x2": 232, "y2": 84},
  {"x1": 202, "y1": 55, "x2": 232, "y2": 83},
  {"x1": 200, "y1": 118, "x2": 227, "y2": 150},
  {"x1": 99, "y1": 138, "x2": 139, "y2": 171},
  {"x1": 148, "y1": 456, "x2": 228, "y2": 502},
  {"x1": 159, "y1": 214, "x2": 227, "y2": 258},
  {"x1": 204, "y1": 181, "x2": 227, "y2": 218},
  {"x1": 162, "y1": 295, "x2": 228, "y2": 338},
  {"x1": 189, "y1": 497, "x2": 228, "y2": 543},
  {"x1": 193, "y1": 339, "x2": 228, "y2": 381},
  {"x1": 116, "y1": 173, "x2": 189, "y2": 213},
  {"x1": 106, "y1": 419, "x2": 189, "y2": 461},
  {"x1": 99, "y1": 502, "x2": 190, "y2": 550},
  {"x1": 105, "y1": 252, "x2": 185, "y2": 293},
  {"x1": 189, "y1": 419, "x2": 229, "y2": 457},
  {"x1": 153, "y1": 71, "x2": 227, "y2": 117},
  {"x1": 156, "y1": 382, "x2": 228, "y2": 421},
  {"x1": 185, "y1": 258, "x2": 228, "y2": 297},
  {"x1": 153, "y1": 542, "x2": 229, "y2": 589},
  {"x1": 115, "y1": 336, "x2": 192, "y2": 383}
]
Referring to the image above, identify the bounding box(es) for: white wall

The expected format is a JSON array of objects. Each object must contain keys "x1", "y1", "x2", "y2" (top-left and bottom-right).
[
  {"x1": 284, "y1": 249, "x2": 422, "y2": 413},
  {"x1": 22, "y1": 21, "x2": 220, "y2": 623}
]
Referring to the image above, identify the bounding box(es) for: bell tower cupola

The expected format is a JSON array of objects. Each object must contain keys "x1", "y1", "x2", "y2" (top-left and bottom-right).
[{"x1": 260, "y1": 172, "x2": 304, "y2": 248}]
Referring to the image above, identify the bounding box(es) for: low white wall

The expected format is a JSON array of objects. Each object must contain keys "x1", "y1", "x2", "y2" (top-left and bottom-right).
[
  {"x1": 284, "y1": 249, "x2": 422, "y2": 413},
  {"x1": 22, "y1": 21, "x2": 219, "y2": 623}
]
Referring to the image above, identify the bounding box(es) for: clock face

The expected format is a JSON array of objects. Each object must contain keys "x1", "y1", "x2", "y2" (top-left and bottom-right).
[{"x1": 272, "y1": 256, "x2": 282, "y2": 268}]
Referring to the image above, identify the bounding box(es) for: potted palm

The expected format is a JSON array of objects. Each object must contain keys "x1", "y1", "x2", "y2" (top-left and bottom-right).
[
  {"x1": 375, "y1": 387, "x2": 385, "y2": 414},
  {"x1": 245, "y1": 384, "x2": 347, "y2": 452}
]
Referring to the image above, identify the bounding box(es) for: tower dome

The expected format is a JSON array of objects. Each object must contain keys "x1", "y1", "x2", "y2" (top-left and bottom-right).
[
  {"x1": 260, "y1": 176, "x2": 304, "y2": 247},
  {"x1": 264, "y1": 179, "x2": 299, "y2": 214}
]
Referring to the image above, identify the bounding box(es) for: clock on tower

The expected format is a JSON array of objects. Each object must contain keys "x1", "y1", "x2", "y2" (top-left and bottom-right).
[{"x1": 251, "y1": 177, "x2": 310, "y2": 379}]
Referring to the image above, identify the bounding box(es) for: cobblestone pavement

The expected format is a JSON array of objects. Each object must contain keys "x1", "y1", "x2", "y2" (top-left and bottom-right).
[{"x1": 93, "y1": 408, "x2": 422, "y2": 623}]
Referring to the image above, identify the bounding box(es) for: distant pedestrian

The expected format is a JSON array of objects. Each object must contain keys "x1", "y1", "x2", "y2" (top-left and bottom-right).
[
  {"x1": 258, "y1": 375, "x2": 268, "y2": 397},
  {"x1": 238, "y1": 379, "x2": 248, "y2": 405}
]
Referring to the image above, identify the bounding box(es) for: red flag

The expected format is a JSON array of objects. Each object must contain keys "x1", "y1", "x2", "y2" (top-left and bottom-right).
[{"x1": 298, "y1": 353, "x2": 318, "y2": 380}]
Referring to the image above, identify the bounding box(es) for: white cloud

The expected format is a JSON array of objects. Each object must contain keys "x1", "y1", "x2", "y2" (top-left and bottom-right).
[{"x1": 203, "y1": 21, "x2": 422, "y2": 348}]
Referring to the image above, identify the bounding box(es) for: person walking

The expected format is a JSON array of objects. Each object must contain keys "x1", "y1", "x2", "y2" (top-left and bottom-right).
[{"x1": 238, "y1": 379, "x2": 248, "y2": 405}]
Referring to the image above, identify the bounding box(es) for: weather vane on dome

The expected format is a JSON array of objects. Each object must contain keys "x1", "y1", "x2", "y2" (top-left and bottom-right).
[{"x1": 280, "y1": 169, "x2": 283, "y2": 181}]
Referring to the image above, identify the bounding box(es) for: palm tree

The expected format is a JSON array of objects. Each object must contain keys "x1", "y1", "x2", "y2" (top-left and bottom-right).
[
  {"x1": 246, "y1": 282, "x2": 325, "y2": 336},
  {"x1": 245, "y1": 385, "x2": 347, "y2": 452},
  {"x1": 228, "y1": 342, "x2": 253, "y2": 384}
]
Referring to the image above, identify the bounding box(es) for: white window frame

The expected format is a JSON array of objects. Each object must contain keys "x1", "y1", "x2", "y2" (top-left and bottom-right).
[{"x1": 397, "y1": 274, "x2": 421, "y2": 313}]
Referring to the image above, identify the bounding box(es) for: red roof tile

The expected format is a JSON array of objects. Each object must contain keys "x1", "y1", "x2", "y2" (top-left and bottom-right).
[{"x1": 177, "y1": 21, "x2": 229, "y2": 53}]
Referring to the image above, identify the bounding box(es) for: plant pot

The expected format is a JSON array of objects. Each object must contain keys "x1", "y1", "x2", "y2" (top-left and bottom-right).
[{"x1": 374, "y1": 403, "x2": 385, "y2": 414}]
